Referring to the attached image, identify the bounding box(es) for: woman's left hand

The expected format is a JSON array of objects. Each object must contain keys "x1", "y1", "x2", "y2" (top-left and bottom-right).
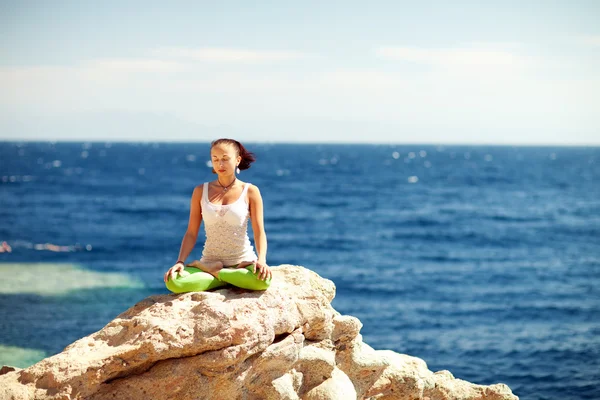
[
  {"x1": 254, "y1": 261, "x2": 272, "y2": 281},
  {"x1": 238, "y1": 260, "x2": 272, "y2": 281}
]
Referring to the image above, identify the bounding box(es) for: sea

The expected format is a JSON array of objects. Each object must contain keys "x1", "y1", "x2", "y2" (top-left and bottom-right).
[{"x1": 0, "y1": 141, "x2": 599, "y2": 400}]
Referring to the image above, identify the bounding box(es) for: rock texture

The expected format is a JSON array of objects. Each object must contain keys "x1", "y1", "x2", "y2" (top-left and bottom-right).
[{"x1": 0, "y1": 265, "x2": 518, "y2": 400}]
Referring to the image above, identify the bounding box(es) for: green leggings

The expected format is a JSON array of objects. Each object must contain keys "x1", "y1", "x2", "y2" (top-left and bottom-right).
[{"x1": 165, "y1": 264, "x2": 271, "y2": 293}]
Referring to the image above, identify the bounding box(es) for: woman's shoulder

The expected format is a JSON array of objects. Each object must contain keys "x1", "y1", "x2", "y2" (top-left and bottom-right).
[
  {"x1": 245, "y1": 182, "x2": 263, "y2": 198},
  {"x1": 192, "y1": 182, "x2": 209, "y2": 196}
]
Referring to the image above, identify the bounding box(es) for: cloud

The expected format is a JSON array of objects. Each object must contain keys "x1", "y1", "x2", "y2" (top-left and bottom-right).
[
  {"x1": 319, "y1": 69, "x2": 411, "y2": 91},
  {"x1": 0, "y1": 110, "x2": 222, "y2": 141},
  {"x1": 375, "y1": 45, "x2": 530, "y2": 69},
  {"x1": 82, "y1": 58, "x2": 185, "y2": 72},
  {"x1": 152, "y1": 47, "x2": 309, "y2": 63},
  {"x1": 2, "y1": 43, "x2": 598, "y2": 145},
  {"x1": 0, "y1": 57, "x2": 189, "y2": 109},
  {"x1": 577, "y1": 34, "x2": 600, "y2": 47}
]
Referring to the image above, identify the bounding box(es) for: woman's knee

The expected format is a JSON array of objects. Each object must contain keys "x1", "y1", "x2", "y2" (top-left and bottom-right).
[
  {"x1": 255, "y1": 278, "x2": 271, "y2": 290},
  {"x1": 165, "y1": 268, "x2": 223, "y2": 293},
  {"x1": 165, "y1": 278, "x2": 186, "y2": 293}
]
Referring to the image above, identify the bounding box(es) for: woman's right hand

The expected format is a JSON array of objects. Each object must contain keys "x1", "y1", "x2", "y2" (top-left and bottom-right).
[{"x1": 164, "y1": 262, "x2": 185, "y2": 283}]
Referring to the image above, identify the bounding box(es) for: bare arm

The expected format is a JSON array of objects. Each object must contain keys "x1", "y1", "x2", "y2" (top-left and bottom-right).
[
  {"x1": 249, "y1": 184, "x2": 271, "y2": 280},
  {"x1": 164, "y1": 185, "x2": 203, "y2": 282},
  {"x1": 177, "y1": 185, "x2": 203, "y2": 262}
]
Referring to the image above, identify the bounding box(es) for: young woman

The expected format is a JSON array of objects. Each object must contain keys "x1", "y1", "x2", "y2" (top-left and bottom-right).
[{"x1": 163, "y1": 139, "x2": 272, "y2": 292}]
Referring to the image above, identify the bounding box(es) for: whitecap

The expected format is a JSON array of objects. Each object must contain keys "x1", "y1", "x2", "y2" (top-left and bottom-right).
[
  {"x1": 392, "y1": 151, "x2": 400, "y2": 159},
  {"x1": 408, "y1": 176, "x2": 419, "y2": 183}
]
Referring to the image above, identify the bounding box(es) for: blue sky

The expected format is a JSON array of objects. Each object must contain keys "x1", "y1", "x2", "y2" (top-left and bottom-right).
[{"x1": 1, "y1": 0, "x2": 599, "y2": 144}]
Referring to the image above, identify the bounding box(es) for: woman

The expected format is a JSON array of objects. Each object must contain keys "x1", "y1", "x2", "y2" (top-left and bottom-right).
[{"x1": 164, "y1": 139, "x2": 272, "y2": 293}]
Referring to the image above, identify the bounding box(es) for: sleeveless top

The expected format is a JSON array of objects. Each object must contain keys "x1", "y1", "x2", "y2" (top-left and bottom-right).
[{"x1": 200, "y1": 182, "x2": 257, "y2": 266}]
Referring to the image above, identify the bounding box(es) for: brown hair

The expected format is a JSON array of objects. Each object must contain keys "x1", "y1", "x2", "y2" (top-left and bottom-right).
[{"x1": 211, "y1": 138, "x2": 256, "y2": 171}]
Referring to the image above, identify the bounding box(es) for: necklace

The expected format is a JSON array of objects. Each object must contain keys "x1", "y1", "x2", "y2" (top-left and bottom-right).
[{"x1": 217, "y1": 177, "x2": 236, "y2": 192}]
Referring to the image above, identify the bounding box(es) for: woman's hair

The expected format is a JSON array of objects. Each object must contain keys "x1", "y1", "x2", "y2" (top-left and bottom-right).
[{"x1": 211, "y1": 138, "x2": 256, "y2": 171}]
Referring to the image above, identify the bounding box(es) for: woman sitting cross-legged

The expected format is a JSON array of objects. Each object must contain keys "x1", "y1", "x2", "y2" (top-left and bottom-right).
[{"x1": 164, "y1": 138, "x2": 272, "y2": 293}]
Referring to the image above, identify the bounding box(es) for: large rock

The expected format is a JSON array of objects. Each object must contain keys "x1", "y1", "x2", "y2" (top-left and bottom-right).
[{"x1": 0, "y1": 265, "x2": 518, "y2": 400}]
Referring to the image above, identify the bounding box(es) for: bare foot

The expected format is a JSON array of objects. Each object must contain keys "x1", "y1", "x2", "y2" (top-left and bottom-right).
[{"x1": 187, "y1": 260, "x2": 223, "y2": 279}]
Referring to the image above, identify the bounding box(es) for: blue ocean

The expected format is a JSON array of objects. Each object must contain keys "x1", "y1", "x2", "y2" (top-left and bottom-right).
[{"x1": 1, "y1": 141, "x2": 599, "y2": 400}]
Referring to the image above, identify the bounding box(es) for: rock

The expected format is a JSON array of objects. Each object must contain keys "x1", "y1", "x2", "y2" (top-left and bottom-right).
[
  {"x1": 0, "y1": 265, "x2": 518, "y2": 400},
  {"x1": 0, "y1": 366, "x2": 21, "y2": 376}
]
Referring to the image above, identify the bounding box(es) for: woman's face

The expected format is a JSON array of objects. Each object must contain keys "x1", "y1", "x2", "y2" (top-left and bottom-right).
[{"x1": 211, "y1": 144, "x2": 240, "y2": 175}]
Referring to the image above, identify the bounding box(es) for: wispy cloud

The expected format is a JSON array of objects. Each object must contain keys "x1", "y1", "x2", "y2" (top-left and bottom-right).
[
  {"x1": 320, "y1": 69, "x2": 410, "y2": 90},
  {"x1": 577, "y1": 34, "x2": 600, "y2": 47},
  {"x1": 0, "y1": 58, "x2": 186, "y2": 102},
  {"x1": 375, "y1": 45, "x2": 529, "y2": 68},
  {"x1": 82, "y1": 58, "x2": 185, "y2": 72},
  {"x1": 152, "y1": 47, "x2": 309, "y2": 62}
]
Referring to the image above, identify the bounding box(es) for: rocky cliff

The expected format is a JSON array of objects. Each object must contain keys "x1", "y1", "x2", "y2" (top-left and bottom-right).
[{"x1": 0, "y1": 265, "x2": 518, "y2": 400}]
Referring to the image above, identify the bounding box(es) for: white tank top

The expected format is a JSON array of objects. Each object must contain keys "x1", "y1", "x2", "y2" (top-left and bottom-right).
[{"x1": 200, "y1": 182, "x2": 257, "y2": 266}]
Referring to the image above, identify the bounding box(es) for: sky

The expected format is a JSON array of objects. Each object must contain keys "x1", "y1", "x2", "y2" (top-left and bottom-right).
[{"x1": 1, "y1": 0, "x2": 599, "y2": 145}]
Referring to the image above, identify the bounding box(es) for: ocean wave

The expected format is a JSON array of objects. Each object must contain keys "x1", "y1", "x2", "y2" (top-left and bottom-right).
[{"x1": 1, "y1": 240, "x2": 93, "y2": 253}]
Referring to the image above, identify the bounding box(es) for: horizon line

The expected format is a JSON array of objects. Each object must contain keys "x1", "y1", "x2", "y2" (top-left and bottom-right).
[{"x1": 1, "y1": 138, "x2": 599, "y2": 148}]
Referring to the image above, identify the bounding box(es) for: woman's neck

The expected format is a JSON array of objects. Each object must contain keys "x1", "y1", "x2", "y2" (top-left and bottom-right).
[{"x1": 217, "y1": 175, "x2": 236, "y2": 188}]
